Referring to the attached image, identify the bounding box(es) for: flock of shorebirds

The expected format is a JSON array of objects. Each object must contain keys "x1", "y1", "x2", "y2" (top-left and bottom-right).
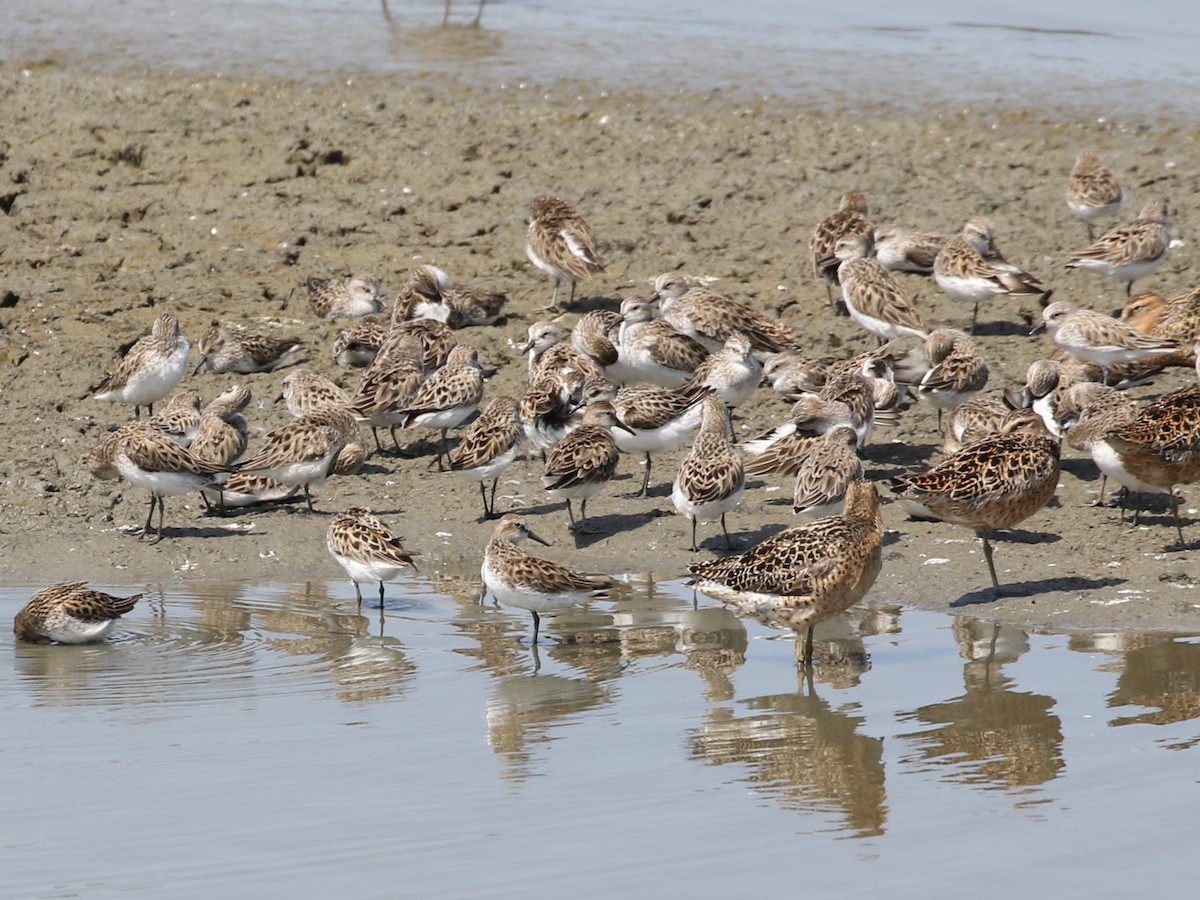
[{"x1": 14, "y1": 152, "x2": 1200, "y2": 666}]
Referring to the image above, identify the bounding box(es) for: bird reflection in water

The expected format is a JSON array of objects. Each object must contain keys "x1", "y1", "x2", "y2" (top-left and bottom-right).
[
  {"x1": 687, "y1": 666, "x2": 887, "y2": 837},
  {"x1": 897, "y1": 617, "x2": 1064, "y2": 792}
]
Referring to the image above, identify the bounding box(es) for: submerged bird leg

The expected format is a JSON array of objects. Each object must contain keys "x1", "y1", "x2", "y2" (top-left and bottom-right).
[
  {"x1": 354, "y1": 581, "x2": 363, "y2": 609},
  {"x1": 979, "y1": 528, "x2": 1001, "y2": 598},
  {"x1": 800, "y1": 625, "x2": 815, "y2": 668},
  {"x1": 531, "y1": 610, "x2": 541, "y2": 645}
]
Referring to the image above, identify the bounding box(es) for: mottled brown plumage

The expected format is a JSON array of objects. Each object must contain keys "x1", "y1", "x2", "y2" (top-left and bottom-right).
[
  {"x1": 893, "y1": 410, "x2": 1061, "y2": 596},
  {"x1": 14, "y1": 582, "x2": 143, "y2": 644},
  {"x1": 525, "y1": 194, "x2": 606, "y2": 309},
  {"x1": 688, "y1": 479, "x2": 883, "y2": 666}
]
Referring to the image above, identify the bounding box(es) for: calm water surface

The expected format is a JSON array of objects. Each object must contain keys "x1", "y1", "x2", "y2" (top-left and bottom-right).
[
  {"x1": 5, "y1": 0, "x2": 1200, "y2": 114},
  {"x1": 3, "y1": 578, "x2": 1197, "y2": 897}
]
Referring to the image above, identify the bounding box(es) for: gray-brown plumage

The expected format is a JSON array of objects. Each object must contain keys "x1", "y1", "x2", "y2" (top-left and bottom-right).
[
  {"x1": 14, "y1": 582, "x2": 143, "y2": 644},
  {"x1": 892, "y1": 410, "x2": 1061, "y2": 597},
  {"x1": 193, "y1": 321, "x2": 305, "y2": 374},
  {"x1": 610, "y1": 296, "x2": 709, "y2": 387},
  {"x1": 1065, "y1": 151, "x2": 1124, "y2": 241},
  {"x1": 190, "y1": 384, "x2": 252, "y2": 466},
  {"x1": 525, "y1": 194, "x2": 606, "y2": 310},
  {"x1": 611, "y1": 385, "x2": 705, "y2": 496},
  {"x1": 688, "y1": 479, "x2": 883, "y2": 666},
  {"x1": 449, "y1": 395, "x2": 524, "y2": 518},
  {"x1": 810, "y1": 191, "x2": 873, "y2": 306},
  {"x1": 1054, "y1": 381, "x2": 1140, "y2": 510},
  {"x1": 236, "y1": 412, "x2": 349, "y2": 512},
  {"x1": 482, "y1": 514, "x2": 612, "y2": 643},
  {"x1": 395, "y1": 344, "x2": 485, "y2": 470},
  {"x1": 518, "y1": 320, "x2": 606, "y2": 384},
  {"x1": 350, "y1": 349, "x2": 424, "y2": 454},
  {"x1": 306, "y1": 273, "x2": 384, "y2": 319},
  {"x1": 872, "y1": 224, "x2": 949, "y2": 275},
  {"x1": 789, "y1": 426, "x2": 864, "y2": 517},
  {"x1": 650, "y1": 273, "x2": 799, "y2": 354},
  {"x1": 1066, "y1": 201, "x2": 1172, "y2": 297},
  {"x1": 671, "y1": 394, "x2": 745, "y2": 551},
  {"x1": 572, "y1": 309, "x2": 622, "y2": 368},
  {"x1": 144, "y1": 389, "x2": 203, "y2": 446},
  {"x1": 399, "y1": 264, "x2": 507, "y2": 328},
  {"x1": 332, "y1": 318, "x2": 389, "y2": 368},
  {"x1": 542, "y1": 400, "x2": 631, "y2": 532}
]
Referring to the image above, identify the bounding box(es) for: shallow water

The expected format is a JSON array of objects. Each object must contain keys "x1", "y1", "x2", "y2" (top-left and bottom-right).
[
  {"x1": 4, "y1": 578, "x2": 1198, "y2": 896},
  {"x1": 5, "y1": 0, "x2": 1200, "y2": 115}
]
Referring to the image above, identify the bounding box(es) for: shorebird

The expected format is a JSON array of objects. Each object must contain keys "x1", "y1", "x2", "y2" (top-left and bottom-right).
[
  {"x1": 92, "y1": 313, "x2": 190, "y2": 418},
  {"x1": 448, "y1": 395, "x2": 524, "y2": 519},
  {"x1": 810, "y1": 191, "x2": 873, "y2": 307},
  {"x1": 788, "y1": 426, "x2": 864, "y2": 517},
  {"x1": 1053, "y1": 381, "x2": 1141, "y2": 510},
  {"x1": 934, "y1": 224, "x2": 1048, "y2": 331},
  {"x1": 306, "y1": 273, "x2": 385, "y2": 318},
  {"x1": 143, "y1": 389, "x2": 203, "y2": 446},
  {"x1": 541, "y1": 400, "x2": 632, "y2": 533},
  {"x1": 743, "y1": 397, "x2": 857, "y2": 477},
  {"x1": 688, "y1": 479, "x2": 884, "y2": 666},
  {"x1": 326, "y1": 507, "x2": 419, "y2": 610},
  {"x1": 1065, "y1": 151, "x2": 1124, "y2": 241},
  {"x1": 824, "y1": 231, "x2": 931, "y2": 344},
  {"x1": 14, "y1": 582, "x2": 143, "y2": 644},
  {"x1": 571, "y1": 308, "x2": 621, "y2": 371},
  {"x1": 331, "y1": 317, "x2": 389, "y2": 368},
  {"x1": 1040, "y1": 300, "x2": 1181, "y2": 383},
  {"x1": 671, "y1": 393, "x2": 745, "y2": 551},
  {"x1": 481, "y1": 514, "x2": 612, "y2": 643},
  {"x1": 649, "y1": 273, "x2": 799, "y2": 353},
  {"x1": 679, "y1": 333, "x2": 762, "y2": 408},
  {"x1": 1066, "y1": 201, "x2": 1172, "y2": 297},
  {"x1": 236, "y1": 412, "x2": 349, "y2": 512},
  {"x1": 941, "y1": 396, "x2": 1011, "y2": 456},
  {"x1": 193, "y1": 322, "x2": 305, "y2": 374},
  {"x1": 871, "y1": 224, "x2": 948, "y2": 276},
  {"x1": 100, "y1": 423, "x2": 230, "y2": 542},
  {"x1": 913, "y1": 329, "x2": 989, "y2": 429},
  {"x1": 395, "y1": 344, "x2": 485, "y2": 469},
  {"x1": 611, "y1": 386, "x2": 705, "y2": 496},
  {"x1": 518, "y1": 320, "x2": 605, "y2": 384},
  {"x1": 608, "y1": 296, "x2": 709, "y2": 387},
  {"x1": 1103, "y1": 387, "x2": 1200, "y2": 547},
  {"x1": 892, "y1": 410, "x2": 1061, "y2": 598},
  {"x1": 399, "y1": 264, "x2": 507, "y2": 328},
  {"x1": 189, "y1": 384, "x2": 252, "y2": 466},
  {"x1": 525, "y1": 194, "x2": 605, "y2": 310}
]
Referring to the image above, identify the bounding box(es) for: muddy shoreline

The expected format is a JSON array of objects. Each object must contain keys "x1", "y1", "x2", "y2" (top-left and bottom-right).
[{"x1": 1, "y1": 67, "x2": 1197, "y2": 634}]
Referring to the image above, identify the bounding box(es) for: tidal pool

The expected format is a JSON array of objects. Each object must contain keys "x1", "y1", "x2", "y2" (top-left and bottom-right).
[{"x1": 3, "y1": 577, "x2": 1197, "y2": 897}]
